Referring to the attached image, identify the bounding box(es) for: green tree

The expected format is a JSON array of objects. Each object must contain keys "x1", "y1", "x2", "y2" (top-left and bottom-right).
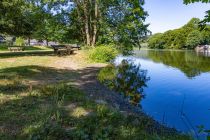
[
  {"x1": 148, "y1": 33, "x2": 165, "y2": 49},
  {"x1": 147, "y1": 18, "x2": 204, "y2": 49},
  {"x1": 1, "y1": 0, "x2": 149, "y2": 52},
  {"x1": 183, "y1": 0, "x2": 210, "y2": 4},
  {"x1": 0, "y1": 0, "x2": 33, "y2": 36},
  {"x1": 70, "y1": 0, "x2": 149, "y2": 50},
  {"x1": 186, "y1": 30, "x2": 202, "y2": 49},
  {"x1": 201, "y1": 26, "x2": 210, "y2": 44},
  {"x1": 173, "y1": 29, "x2": 187, "y2": 49}
]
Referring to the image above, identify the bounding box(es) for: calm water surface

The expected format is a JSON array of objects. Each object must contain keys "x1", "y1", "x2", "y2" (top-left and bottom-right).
[{"x1": 115, "y1": 50, "x2": 210, "y2": 135}]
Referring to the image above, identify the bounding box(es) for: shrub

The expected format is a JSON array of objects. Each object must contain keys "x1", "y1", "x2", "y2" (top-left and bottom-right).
[
  {"x1": 89, "y1": 45, "x2": 118, "y2": 63},
  {"x1": 0, "y1": 44, "x2": 8, "y2": 51},
  {"x1": 15, "y1": 37, "x2": 25, "y2": 46}
]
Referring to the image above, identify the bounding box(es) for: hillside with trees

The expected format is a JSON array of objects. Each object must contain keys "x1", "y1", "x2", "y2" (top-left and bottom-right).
[{"x1": 148, "y1": 18, "x2": 210, "y2": 49}]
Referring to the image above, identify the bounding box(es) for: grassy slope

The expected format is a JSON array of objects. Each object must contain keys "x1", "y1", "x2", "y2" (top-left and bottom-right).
[{"x1": 0, "y1": 50, "x2": 190, "y2": 140}]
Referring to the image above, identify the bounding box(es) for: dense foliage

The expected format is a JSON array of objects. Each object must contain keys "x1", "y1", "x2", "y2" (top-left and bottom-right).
[
  {"x1": 0, "y1": 0, "x2": 150, "y2": 53},
  {"x1": 15, "y1": 37, "x2": 25, "y2": 46},
  {"x1": 186, "y1": 30, "x2": 202, "y2": 49},
  {"x1": 89, "y1": 45, "x2": 118, "y2": 63},
  {"x1": 148, "y1": 18, "x2": 210, "y2": 49}
]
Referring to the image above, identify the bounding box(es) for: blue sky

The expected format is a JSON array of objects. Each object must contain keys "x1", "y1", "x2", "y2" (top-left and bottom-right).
[{"x1": 143, "y1": 0, "x2": 210, "y2": 34}]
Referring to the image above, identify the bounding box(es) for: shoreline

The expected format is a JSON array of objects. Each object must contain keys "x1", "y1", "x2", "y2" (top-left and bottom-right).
[
  {"x1": 0, "y1": 50, "x2": 189, "y2": 139},
  {"x1": 71, "y1": 63, "x2": 183, "y2": 136}
]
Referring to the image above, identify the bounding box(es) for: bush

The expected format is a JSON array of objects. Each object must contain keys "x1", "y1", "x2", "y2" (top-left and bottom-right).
[
  {"x1": 15, "y1": 37, "x2": 25, "y2": 46},
  {"x1": 89, "y1": 45, "x2": 118, "y2": 63},
  {"x1": 0, "y1": 44, "x2": 8, "y2": 51}
]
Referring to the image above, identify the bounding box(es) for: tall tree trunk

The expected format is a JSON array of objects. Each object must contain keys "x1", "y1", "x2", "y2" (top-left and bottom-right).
[
  {"x1": 84, "y1": 0, "x2": 91, "y2": 46},
  {"x1": 74, "y1": 0, "x2": 86, "y2": 44},
  {"x1": 28, "y1": 37, "x2": 30, "y2": 46},
  {"x1": 46, "y1": 39, "x2": 48, "y2": 46},
  {"x1": 91, "y1": 0, "x2": 98, "y2": 46}
]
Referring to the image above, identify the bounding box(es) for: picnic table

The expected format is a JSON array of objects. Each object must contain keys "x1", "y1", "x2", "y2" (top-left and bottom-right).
[
  {"x1": 71, "y1": 44, "x2": 81, "y2": 50},
  {"x1": 51, "y1": 45, "x2": 74, "y2": 55},
  {"x1": 8, "y1": 47, "x2": 25, "y2": 52}
]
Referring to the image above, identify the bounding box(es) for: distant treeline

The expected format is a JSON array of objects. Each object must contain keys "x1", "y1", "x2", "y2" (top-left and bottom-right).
[{"x1": 148, "y1": 18, "x2": 210, "y2": 49}]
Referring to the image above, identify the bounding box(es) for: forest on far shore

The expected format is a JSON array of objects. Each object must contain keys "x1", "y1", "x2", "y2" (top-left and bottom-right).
[{"x1": 148, "y1": 18, "x2": 210, "y2": 49}]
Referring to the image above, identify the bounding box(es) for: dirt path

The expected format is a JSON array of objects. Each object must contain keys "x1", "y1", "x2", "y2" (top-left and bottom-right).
[
  {"x1": 45, "y1": 52, "x2": 142, "y2": 113},
  {"x1": 72, "y1": 64, "x2": 138, "y2": 112}
]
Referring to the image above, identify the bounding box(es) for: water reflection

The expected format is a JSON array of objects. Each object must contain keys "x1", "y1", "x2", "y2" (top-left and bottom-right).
[
  {"x1": 98, "y1": 60, "x2": 149, "y2": 106},
  {"x1": 123, "y1": 49, "x2": 210, "y2": 137},
  {"x1": 135, "y1": 50, "x2": 210, "y2": 78},
  {"x1": 197, "y1": 51, "x2": 210, "y2": 57}
]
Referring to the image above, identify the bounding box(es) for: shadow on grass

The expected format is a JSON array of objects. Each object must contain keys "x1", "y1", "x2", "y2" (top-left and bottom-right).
[
  {"x1": 0, "y1": 51, "x2": 54, "y2": 58},
  {"x1": 0, "y1": 93, "x2": 53, "y2": 139},
  {"x1": 0, "y1": 65, "x2": 79, "y2": 95},
  {"x1": 0, "y1": 50, "x2": 78, "y2": 59},
  {"x1": 0, "y1": 82, "x2": 190, "y2": 140},
  {"x1": 0, "y1": 64, "x2": 103, "y2": 96},
  {"x1": 0, "y1": 80, "x2": 107, "y2": 140},
  {"x1": 0, "y1": 63, "x2": 191, "y2": 139}
]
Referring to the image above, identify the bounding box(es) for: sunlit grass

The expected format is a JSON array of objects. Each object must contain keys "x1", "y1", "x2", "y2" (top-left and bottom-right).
[{"x1": 70, "y1": 107, "x2": 91, "y2": 118}]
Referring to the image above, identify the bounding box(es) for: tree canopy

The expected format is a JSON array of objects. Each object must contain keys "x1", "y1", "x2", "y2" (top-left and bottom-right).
[
  {"x1": 183, "y1": 0, "x2": 210, "y2": 3},
  {"x1": 0, "y1": 0, "x2": 150, "y2": 53},
  {"x1": 186, "y1": 30, "x2": 202, "y2": 48},
  {"x1": 148, "y1": 18, "x2": 210, "y2": 49}
]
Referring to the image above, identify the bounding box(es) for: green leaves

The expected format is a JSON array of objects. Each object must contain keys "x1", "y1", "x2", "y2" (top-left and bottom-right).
[
  {"x1": 148, "y1": 33, "x2": 165, "y2": 49},
  {"x1": 186, "y1": 30, "x2": 202, "y2": 49},
  {"x1": 1, "y1": 0, "x2": 149, "y2": 50},
  {"x1": 148, "y1": 18, "x2": 210, "y2": 49},
  {"x1": 106, "y1": 0, "x2": 149, "y2": 50},
  {"x1": 183, "y1": 0, "x2": 210, "y2": 4},
  {"x1": 89, "y1": 45, "x2": 119, "y2": 63}
]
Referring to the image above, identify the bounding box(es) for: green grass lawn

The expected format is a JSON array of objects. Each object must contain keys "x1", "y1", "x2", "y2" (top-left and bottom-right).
[{"x1": 0, "y1": 50, "x2": 191, "y2": 140}]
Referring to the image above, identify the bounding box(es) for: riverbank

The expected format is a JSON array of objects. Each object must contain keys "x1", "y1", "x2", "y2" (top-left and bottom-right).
[{"x1": 0, "y1": 49, "x2": 190, "y2": 139}]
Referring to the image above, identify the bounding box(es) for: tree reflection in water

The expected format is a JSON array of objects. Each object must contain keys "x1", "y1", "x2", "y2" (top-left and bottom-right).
[
  {"x1": 144, "y1": 50, "x2": 210, "y2": 78},
  {"x1": 98, "y1": 60, "x2": 149, "y2": 106}
]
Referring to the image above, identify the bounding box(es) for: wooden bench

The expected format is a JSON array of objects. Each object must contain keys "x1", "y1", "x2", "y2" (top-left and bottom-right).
[
  {"x1": 8, "y1": 47, "x2": 25, "y2": 52},
  {"x1": 70, "y1": 44, "x2": 81, "y2": 50},
  {"x1": 51, "y1": 45, "x2": 74, "y2": 55}
]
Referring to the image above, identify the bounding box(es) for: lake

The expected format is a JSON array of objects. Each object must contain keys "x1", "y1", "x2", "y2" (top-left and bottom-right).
[{"x1": 115, "y1": 49, "x2": 210, "y2": 137}]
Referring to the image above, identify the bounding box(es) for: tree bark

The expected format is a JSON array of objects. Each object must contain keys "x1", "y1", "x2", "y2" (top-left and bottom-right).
[
  {"x1": 46, "y1": 38, "x2": 48, "y2": 46},
  {"x1": 74, "y1": 0, "x2": 86, "y2": 44},
  {"x1": 28, "y1": 37, "x2": 30, "y2": 46},
  {"x1": 84, "y1": 0, "x2": 91, "y2": 46},
  {"x1": 91, "y1": 0, "x2": 98, "y2": 46}
]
